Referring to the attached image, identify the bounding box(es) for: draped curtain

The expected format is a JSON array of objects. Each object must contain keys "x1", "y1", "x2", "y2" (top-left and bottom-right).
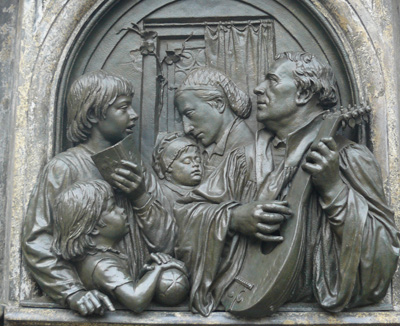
[{"x1": 205, "y1": 21, "x2": 275, "y2": 127}]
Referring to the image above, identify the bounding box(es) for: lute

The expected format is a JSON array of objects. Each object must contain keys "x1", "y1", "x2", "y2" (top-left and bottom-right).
[{"x1": 221, "y1": 104, "x2": 371, "y2": 318}]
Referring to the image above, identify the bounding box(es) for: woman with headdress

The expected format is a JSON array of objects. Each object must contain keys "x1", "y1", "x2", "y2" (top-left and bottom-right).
[
  {"x1": 174, "y1": 67, "x2": 254, "y2": 177},
  {"x1": 152, "y1": 132, "x2": 203, "y2": 204}
]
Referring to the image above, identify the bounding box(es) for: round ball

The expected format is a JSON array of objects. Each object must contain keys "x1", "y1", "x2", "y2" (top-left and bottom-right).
[{"x1": 154, "y1": 268, "x2": 189, "y2": 306}]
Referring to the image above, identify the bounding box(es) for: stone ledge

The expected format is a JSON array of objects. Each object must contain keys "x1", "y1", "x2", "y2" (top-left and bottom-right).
[{"x1": 3, "y1": 307, "x2": 400, "y2": 326}]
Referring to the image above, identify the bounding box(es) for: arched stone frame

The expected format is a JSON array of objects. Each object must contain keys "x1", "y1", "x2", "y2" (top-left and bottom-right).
[{"x1": 4, "y1": 0, "x2": 400, "y2": 323}]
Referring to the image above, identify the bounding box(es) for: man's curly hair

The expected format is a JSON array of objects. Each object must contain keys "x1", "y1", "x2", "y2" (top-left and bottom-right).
[{"x1": 276, "y1": 52, "x2": 338, "y2": 110}]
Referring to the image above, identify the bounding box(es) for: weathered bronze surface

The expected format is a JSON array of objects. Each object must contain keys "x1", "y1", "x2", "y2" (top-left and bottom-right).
[
  {"x1": 2, "y1": 0, "x2": 400, "y2": 325},
  {"x1": 174, "y1": 52, "x2": 399, "y2": 317},
  {"x1": 22, "y1": 49, "x2": 399, "y2": 319},
  {"x1": 22, "y1": 70, "x2": 183, "y2": 316}
]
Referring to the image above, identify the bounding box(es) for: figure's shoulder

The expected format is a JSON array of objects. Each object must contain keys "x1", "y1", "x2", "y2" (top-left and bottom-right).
[
  {"x1": 334, "y1": 135, "x2": 356, "y2": 151},
  {"x1": 334, "y1": 135, "x2": 374, "y2": 157},
  {"x1": 94, "y1": 252, "x2": 129, "y2": 270},
  {"x1": 80, "y1": 252, "x2": 130, "y2": 280},
  {"x1": 224, "y1": 119, "x2": 254, "y2": 150},
  {"x1": 334, "y1": 135, "x2": 382, "y2": 174},
  {"x1": 90, "y1": 252, "x2": 132, "y2": 292},
  {"x1": 235, "y1": 120, "x2": 255, "y2": 142},
  {"x1": 77, "y1": 253, "x2": 102, "y2": 277},
  {"x1": 44, "y1": 146, "x2": 87, "y2": 174}
]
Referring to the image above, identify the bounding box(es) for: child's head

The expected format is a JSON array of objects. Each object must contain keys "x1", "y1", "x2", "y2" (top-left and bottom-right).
[
  {"x1": 67, "y1": 70, "x2": 134, "y2": 144},
  {"x1": 152, "y1": 132, "x2": 202, "y2": 187},
  {"x1": 52, "y1": 180, "x2": 127, "y2": 261}
]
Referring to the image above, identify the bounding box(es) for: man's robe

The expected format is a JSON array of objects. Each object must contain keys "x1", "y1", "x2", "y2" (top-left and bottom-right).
[
  {"x1": 22, "y1": 144, "x2": 176, "y2": 305},
  {"x1": 175, "y1": 116, "x2": 400, "y2": 316}
]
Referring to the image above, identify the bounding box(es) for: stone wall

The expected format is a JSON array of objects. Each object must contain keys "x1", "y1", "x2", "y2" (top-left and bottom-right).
[
  {"x1": 394, "y1": 0, "x2": 400, "y2": 142},
  {"x1": 0, "y1": 0, "x2": 20, "y2": 307}
]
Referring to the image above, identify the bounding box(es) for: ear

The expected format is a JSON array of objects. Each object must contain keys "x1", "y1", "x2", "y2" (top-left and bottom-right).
[
  {"x1": 165, "y1": 171, "x2": 172, "y2": 182},
  {"x1": 296, "y1": 88, "x2": 314, "y2": 106},
  {"x1": 87, "y1": 108, "x2": 100, "y2": 124},
  {"x1": 210, "y1": 97, "x2": 226, "y2": 114},
  {"x1": 91, "y1": 228, "x2": 100, "y2": 236}
]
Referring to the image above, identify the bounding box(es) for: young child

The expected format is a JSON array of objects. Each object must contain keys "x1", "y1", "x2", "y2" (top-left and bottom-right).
[
  {"x1": 152, "y1": 132, "x2": 203, "y2": 203},
  {"x1": 53, "y1": 180, "x2": 185, "y2": 313}
]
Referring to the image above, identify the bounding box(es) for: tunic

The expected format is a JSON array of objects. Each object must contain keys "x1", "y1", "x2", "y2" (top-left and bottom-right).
[
  {"x1": 160, "y1": 181, "x2": 193, "y2": 204},
  {"x1": 202, "y1": 118, "x2": 254, "y2": 177},
  {"x1": 75, "y1": 251, "x2": 133, "y2": 299},
  {"x1": 175, "y1": 116, "x2": 400, "y2": 316},
  {"x1": 22, "y1": 144, "x2": 176, "y2": 305}
]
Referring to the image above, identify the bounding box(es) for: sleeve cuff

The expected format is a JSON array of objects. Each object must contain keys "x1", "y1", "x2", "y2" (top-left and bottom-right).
[
  {"x1": 64, "y1": 285, "x2": 87, "y2": 306},
  {"x1": 227, "y1": 202, "x2": 243, "y2": 237},
  {"x1": 132, "y1": 193, "x2": 155, "y2": 214},
  {"x1": 319, "y1": 185, "x2": 349, "y2": 224}
]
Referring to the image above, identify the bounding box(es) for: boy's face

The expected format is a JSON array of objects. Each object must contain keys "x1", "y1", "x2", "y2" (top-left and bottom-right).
[
  {"x1": 168, "y1": 146, "x2": 202, "y2": 186},
  {"x1": 98, "y1": 197, "x2": 129, "y2": 241},
  {"x1": 96, "y1": 95, "x2": 138, "y2": 144}
]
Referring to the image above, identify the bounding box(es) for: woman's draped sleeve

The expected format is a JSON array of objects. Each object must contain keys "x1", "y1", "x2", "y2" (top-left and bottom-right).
[{"x1": 174, "y1": 147, "x2": 256, "y2": 316}]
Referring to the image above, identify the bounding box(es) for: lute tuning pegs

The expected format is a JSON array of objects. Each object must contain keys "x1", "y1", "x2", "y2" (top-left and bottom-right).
[{"x1": 338, "y1": 102, "x2": 371, "y2": 129}]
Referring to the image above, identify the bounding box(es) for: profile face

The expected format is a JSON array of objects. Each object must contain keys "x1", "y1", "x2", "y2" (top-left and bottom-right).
[
  {"x1": 96, "y1": 95, "x2": 138, "y2": 144},
  {"x1": 98, "y1": 197, "x2": 129, "y2": 241},
  {"x1": 167, "y1": 146, "x2": 202, "y2": 187},
  {"x1": 254, "y1": 59, "x2": 299, "y2": 125},
  {"x1": 175, "y1": 90, "x2": 224, "y2": 147}
]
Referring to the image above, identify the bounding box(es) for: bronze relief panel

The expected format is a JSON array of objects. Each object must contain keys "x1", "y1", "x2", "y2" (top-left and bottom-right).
[{"x1": 20, "y1": 0, "x2": 399, "y2": 320}]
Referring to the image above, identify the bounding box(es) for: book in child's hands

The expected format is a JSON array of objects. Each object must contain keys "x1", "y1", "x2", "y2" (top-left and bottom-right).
[{"x1": 91, "y1": 134, "x2": 141, "y2": 185}]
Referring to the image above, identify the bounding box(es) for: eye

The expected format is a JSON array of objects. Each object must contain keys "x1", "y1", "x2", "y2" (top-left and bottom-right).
[
  {"x1": 267, "y1": 74, "x2": 279, "y2": 84},
  {"x1": 183, "y1": 158, "x2": 191, "y2": 164},
  {"x1": 185, "y1": 109, "x2": 195, "y2": 117},
  {"x1": 194, "y1": 156, "x2": 201, "y2": 163}
]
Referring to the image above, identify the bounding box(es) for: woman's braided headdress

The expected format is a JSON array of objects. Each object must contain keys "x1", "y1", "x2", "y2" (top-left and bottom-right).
[{"x1": 175, "y1": 67, "x2": 251, "y2": 119}]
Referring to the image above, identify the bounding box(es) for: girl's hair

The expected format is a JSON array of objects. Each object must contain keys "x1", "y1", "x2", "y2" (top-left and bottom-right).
[
  {"x1": 66, "y1": 70, "x2": 134, "y2": 144},
  {"x1": 52, "y1": 180, "x2": 114, "y2": 261}
]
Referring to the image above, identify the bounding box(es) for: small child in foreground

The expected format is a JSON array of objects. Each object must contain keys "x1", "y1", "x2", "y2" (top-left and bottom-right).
[{"x1": 52, "y1": 180, "x2": 186, "y2": 313}]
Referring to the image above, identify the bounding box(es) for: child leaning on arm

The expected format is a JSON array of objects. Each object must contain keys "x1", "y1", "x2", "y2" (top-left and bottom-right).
[{"x1": 52, "y1": 180, "x2": 186, "y2": 313}]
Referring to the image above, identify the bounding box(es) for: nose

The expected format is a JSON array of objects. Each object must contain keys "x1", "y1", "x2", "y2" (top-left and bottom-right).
[
  {"x1": 128, "y1": 106, "x2": 138, "y2": 121},
  {"x1": 115, "y1": 205, "x2": 125, "y2": 214},
  {"x1": 254, "y1": 82, "x2": 266, "y2": 96},
  {"x1": 183, "y1": 118, "x2": 194, "y2": 134},
  {"x1": 119, "y1": 208, "x2": 127, "y2": 221},
  {"x1": 192, "y1": 159, "x2": 200, "y2": 167}
]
